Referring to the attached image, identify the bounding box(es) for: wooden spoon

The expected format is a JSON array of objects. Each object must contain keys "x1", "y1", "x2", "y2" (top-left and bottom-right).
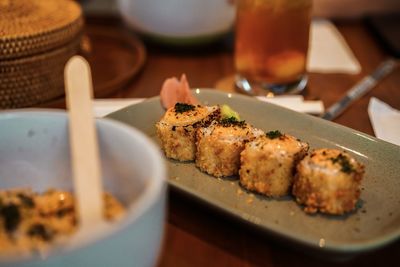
[{"x1": 64, "y1": 56, "x2": 104, "y2": 232}]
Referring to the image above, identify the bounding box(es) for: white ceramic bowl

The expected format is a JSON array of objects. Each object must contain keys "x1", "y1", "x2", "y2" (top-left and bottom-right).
[
  {"x1": 0, "y1": 110, "x2": 166, "y2": 267},
  {"x1": 116, "y1": 0, "x2": 236, "y2": 44}
]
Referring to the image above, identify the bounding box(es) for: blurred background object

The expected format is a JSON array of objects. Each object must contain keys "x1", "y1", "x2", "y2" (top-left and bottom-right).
[
  {"x1": 81, "y1": 0, "x2": 400, "y2": 19},
  {"x1": 115, "y1": 0, "x2": 235, "y2": 45},
  {"x1": 0, "y1": 0, "x2": 83, "y2": 109},
  {"x1": 78, "y1": 26, "x2": 147, "y2": 102},
  {"x1": 366, "y1": 12, "x2": 400, "y2": 59},
  {"x1": 313, "y1": 0, "x2": 400, "y2": 18},
  {"x1": 234, "y1": 0, "x2": 312, "y2": 96},
  {"x1": 80, "y1": 0, "x2": 120, "y2": 16}
]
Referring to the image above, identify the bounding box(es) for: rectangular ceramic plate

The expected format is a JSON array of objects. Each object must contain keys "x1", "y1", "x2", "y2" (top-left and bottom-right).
[{"x1": 107, "y1": 89, "x2": 400, "y2": 255}]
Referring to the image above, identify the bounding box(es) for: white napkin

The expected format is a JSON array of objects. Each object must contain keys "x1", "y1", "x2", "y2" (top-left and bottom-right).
[
  {"x1": 94, "y1": 96, "x2": 324, "y2": 118},
  {"x1": 257, "y1": 95, "x2": 324, "y2": 115},
  {"x1": 307, "y1": 20, "x2": 361, "y2": 74},
  {"x1": 368, "y1": 97, "x2": 400, "y2": 146}
]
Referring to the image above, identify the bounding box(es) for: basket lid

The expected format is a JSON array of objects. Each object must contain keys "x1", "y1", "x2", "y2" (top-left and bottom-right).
[{"x1": 0, "y1": 0, "x2": 83, "y2": 60}]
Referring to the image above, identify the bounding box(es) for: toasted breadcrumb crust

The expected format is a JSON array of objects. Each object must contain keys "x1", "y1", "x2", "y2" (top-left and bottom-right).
[
  {"x1": 156, "y1": 104, "x2": 366, "y2": 216},
  {"x1": 195, "y1": 121, "x2": 263, "y2": 177},
  {"x1": 239, "y1": 134, "x2": 309, "y2": 197},
  {"x1": 0, "y1": 188, "x2": 125, "y2": 257},
  {"x1": 156, "y1": 105, "x2": 220, "y2": 161},
  {"x1": 292, "y1": 149, "x2": 364, "y2": 215}
]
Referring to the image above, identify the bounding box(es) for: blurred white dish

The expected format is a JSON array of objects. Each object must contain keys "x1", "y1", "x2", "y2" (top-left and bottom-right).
[
  {"x1": 116, "y1": 0, "x2": 236, "y2": 44},
  {"x1": 0, "y1": 110, "x2": 166, "y2": 267}
]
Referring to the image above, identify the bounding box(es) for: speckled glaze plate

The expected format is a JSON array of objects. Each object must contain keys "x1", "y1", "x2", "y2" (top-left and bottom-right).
[{"x1": 107, "y1": 89, "x2": 400, "y2": 256}]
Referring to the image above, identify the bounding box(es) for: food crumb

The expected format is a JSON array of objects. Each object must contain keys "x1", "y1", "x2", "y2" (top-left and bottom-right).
[
  {"x1": 246, "y1": 197, "x2": 253, "y2": 204},
  {"x1": 27, "y1": 130, "x2": 35, "y2": 138},
  {"x1": 289, "y1": 211, "x2": 295, "y2": 216},
  {"x1": 319, "y1": 238, "x2": 325, "y2": 248},
  {"x1": 237, "y1": 188, "x2": 243, "y2": 196}
]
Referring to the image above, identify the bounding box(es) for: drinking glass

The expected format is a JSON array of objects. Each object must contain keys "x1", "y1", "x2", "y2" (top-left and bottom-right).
[{"x1": 235, "y1": 0, "x2": 312, "y2": 96}]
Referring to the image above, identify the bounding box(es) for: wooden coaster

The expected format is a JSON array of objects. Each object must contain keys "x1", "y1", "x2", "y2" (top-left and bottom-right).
[
  {"x1": 83, "y1": 26, "x2": 147, "y2": 98},
  {"x1": 38, "y1": 26, "x2": 147, "y2": 108}
]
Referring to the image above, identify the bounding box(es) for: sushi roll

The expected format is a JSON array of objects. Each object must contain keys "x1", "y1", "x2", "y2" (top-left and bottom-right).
[
  {"x1": 195, "y1": 118, "x2": 263, "y2": 177},
  {"x1": 292, "y1": 148, "x2": 365, "y2": 215},
  {"x1": 156, "y1": 103, "x2": 220, "y2": 161},
  {"x1": 239, "y1": 130, "x2": 309, "y2": 197}
]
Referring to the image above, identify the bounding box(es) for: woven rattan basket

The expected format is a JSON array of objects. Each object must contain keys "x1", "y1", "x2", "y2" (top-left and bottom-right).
[{"x1": 0, "y1": 0, "x2": 84, "y2": 108}]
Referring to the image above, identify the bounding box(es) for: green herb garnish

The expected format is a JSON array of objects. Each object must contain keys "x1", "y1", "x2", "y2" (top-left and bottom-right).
[
  {"x1": 56, "y1": 207, "x2": 73, "y2": 218},
  {"x1": 221, "y1": 105, "x2": 240, "y2": 120},
  {"x1": 220, "y1": 117, "x2": 246, "y2": 127},
  {"x1": 27, "y1": 223, "x2": 54, "y2": 241},
  {"x1": 17, "y1": 193, "x2": 35, "y2": 208},
  {"x1": 174, "y1": 103, "x2": 195, "y2": 113},
  {"x1": 330, "y1": 153, "x2": 354, "y2": 174},
  {"x1": 266, "y1": 130, "x2": 283, "y2": 139},
  {"x1": 222, "y1": 116, "x2": 238, "y2": 123},
  {"x1": 1, "y1": 203, "x2": 21, "y2": 233}
]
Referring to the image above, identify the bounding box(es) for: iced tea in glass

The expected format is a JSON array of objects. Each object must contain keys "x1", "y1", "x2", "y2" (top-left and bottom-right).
[{"x1": 235, "y1": 0, "x2": 312, "y2": 95}]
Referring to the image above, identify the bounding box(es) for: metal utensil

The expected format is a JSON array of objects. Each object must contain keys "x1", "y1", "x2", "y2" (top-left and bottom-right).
[{"x1": 321, "y1": 59, "x2": 397, "y2": 120}]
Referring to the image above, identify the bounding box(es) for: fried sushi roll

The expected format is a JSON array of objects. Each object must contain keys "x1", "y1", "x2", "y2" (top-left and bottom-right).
[
  {"x1": 239, "y1": 130, "x2": 309, "y2": 197},
  {"x1": 292, "y1": 148, "x2": 365, "y2": 215},
  {"x1": 195, "y1": 118, "x2": 263, "y2": 177},
  {"x1": 156, "y1": 103, "x2": 220, "y2": 161}
]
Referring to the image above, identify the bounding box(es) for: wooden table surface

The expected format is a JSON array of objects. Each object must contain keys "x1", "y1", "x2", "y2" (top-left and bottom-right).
[{"x1": 87, "y1": 17, "x2": 400, "y2": 266}]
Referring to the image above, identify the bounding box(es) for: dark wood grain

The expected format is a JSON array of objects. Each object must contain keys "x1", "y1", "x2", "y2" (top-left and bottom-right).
[{"x1": 84, "y1": 17, "x2": 400, "y2": 266}]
